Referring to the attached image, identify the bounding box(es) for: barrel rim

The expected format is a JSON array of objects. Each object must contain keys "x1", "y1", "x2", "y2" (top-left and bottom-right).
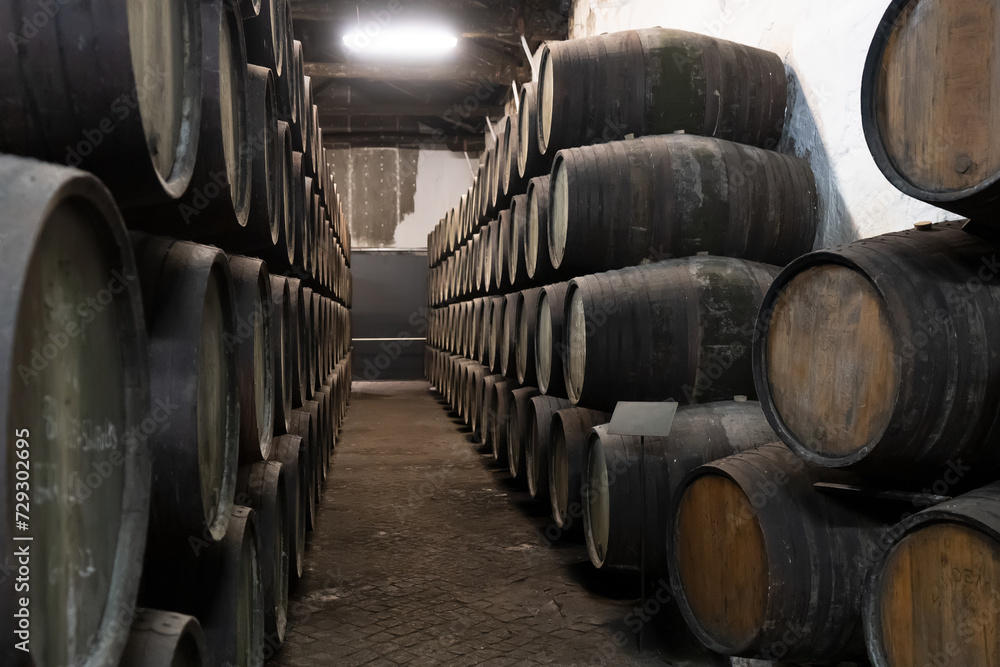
[
  {"x1": 752, "y1": 250, "x2": 902, "y2": 468},
  {"x1": 582, "y1": 427, "x2": 610, "y2": 569},
  {"x1": 860, "y1": 0, "x2": 1000, "y2": 207}
]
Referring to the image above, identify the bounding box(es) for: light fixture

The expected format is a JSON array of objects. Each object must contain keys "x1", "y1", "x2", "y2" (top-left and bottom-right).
[{"x1": 342, "y1": 24, "x2": 458, "y2": 59}]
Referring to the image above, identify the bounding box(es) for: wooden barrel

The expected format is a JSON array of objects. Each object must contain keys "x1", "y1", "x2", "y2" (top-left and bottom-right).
[
  {"x1": 515, "y1": 288, "x2": 544, "y2": 387},
  {"x1": 236, "y1": 461, "x2": 289, "y2": 645},
  {"x1": 229, "y1": 256, "x2": 275, "y2": 463},
  {"x1": 567, "y1": 257, "x2": 780, "y2": 410},
  {"x1": 274, "y1": 3, "x2": 296, "y2": 122},
  {"x1": 239, "y1": 0, "x2": 261, "y2": 19},
  {"x1": 285, "y1": 277, "x2": 308, "y2": 407},
  {"x1": 486, "y1": 219, "x2": 500, "y2": 293},
  {"x1": 499, "y1": 293, "x2": 520, "y2": 379},
  {"x1": 549, "y1": 136, "x2": 817, "y2": 274},
  {"x1": 302, "y1": 400, "x2": 326, "y2": 499},
  {"x1": 273, "y1": 120, "x2": 296, "y2": 267},
  {"x1": 0, "y1": 158, "x2": 150, "y2": 667},
  {"x1": 525, "y1": 396, "x2": 573, "y2": 502},
  {"x1": 291, "y1": 152, "x2": 308, "y2": 270},
  {"x1": 524, "y1": 176, "x2": 560, "y2": 284},
  {"x1": 583, "y1": 400, "x2": 776, "y2": 573},
  {"x1": 135, "y1": 237, "x2": 240, "y2": 542},
  {"x1": 480, "y1": 375, "x2": 508, "y2": 453},
  {"x1": 271, "y1": 434, "x2": 306, "y2": 582},
  {"x1": 0, "y1": 0, "x2": 202, "y2": 207},
  {"x1": 549, "y1": 409, "x2": 611, "y2": 531},
  {"x1": 534, "y1": 281, "x2": 571, "y2": 397},
  {"x1": 862, "y1": 0, "x2": 1000, "y2": 222},
  {"x1": 236, "y1": 64, "x2": 280, "y2": 254},
  {"x1": 517, "y1": 82, "x2": 554, "y2": 180},
  {"x1": 537, "y1": 29, "x2": 787, "y2": 156},
  {"x1": 507, "y1": 195, "x2": 530, "y2": 289},
  {"x1": 468, "y1": 364, "x2": 489, "y2": 439},
  {"x1": 495, "y1": 209, "x2": 511, "y2": 291},
  {"x1": 670, "y1": 443, "x2": 885, "y2": 662},
  {"x1": 507, "y1": 387, "x2": 541, "y2": 480},
  {"x1": 201, "y1": 506, "x2": 265, "y2": 667},
  {"x1": 270, "y1": 276, "x2": 292, "y2": 435},
  {"x1": 300, "y1": 286, "x2": 317, "y2": 395},
  {"x1": 291, "y1": 43, "x2": 306, "y2": 148},
  {"x1": 119, "y1": 609, "x2": 208, "y2": 667},
  {"x1": 244, "y1": 0, "x2": 281, "y2": 73},
  {"x1": 754, "y1": 221, "x2": 1000, "y2": 478},
  {"x1": 864, "y1": 482, "x2": 1000, "y2": 667},
  {"x1": 287, "y1": 409, "x2": 317, "y2": 531},
  {"x1": 488, "y1": 296, "x2": 505, "y2": 372},
  {"x1": 489, "y1": 380, "x2": 517, "y2": 466}
]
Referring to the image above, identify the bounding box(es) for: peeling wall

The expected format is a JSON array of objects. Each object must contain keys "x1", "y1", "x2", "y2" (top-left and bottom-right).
[
  {"x1": 570, "y1": 0, "x2": 958, "y2": 246},
  {"x1": 328, "y1": 146, "x2": 474, "y2": 249}
]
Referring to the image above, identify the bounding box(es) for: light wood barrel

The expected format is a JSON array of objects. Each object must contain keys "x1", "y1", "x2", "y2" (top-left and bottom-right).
[
  {"x1": 0, "y1": 157, "x2": 150, "y2": 667},
  {"x1": 862, "y1": 0, "x2": 1000, "y2": 222},
  {"x1": 671, "y1": 443, "x2": 885, "y2": 662}
]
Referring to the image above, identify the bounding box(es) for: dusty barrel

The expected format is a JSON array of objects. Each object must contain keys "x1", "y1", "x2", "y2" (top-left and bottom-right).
[
  {"x1": 237, "y1": 461, "x2": 289, "y2": 646},
  {"x1": 119, "y1": 609, "x2": 208, "y2": 667},
  {"x1": 525, "y1": 176, "x2": 560, "y2": 283},
  {"x1": 583, "y1": 400, "x2": 776, "y2": 573},
  {"x1": 134, "y1": 237, "x2": 240, "y2": 543},
  {"x1": 526, "y1": 395, "x2": 573, "y2": 502},
  {"x1": 517, "y1": 82, "x2": 553, "y2": 181},
  {"x1": 538, "y1": 29, "x2": 787, "y2": 156},
  {"x1": 862, "y1": 0, "x2": 1000, "y2": 222},
  {"x1": 287, "y1": 409, "x2": 317, "y2": 531},
  {"x1": 515, "y1": 288, "x2": 544, "y2": 387},
  {"x1": 754, "y1": 221, "x2": 1000, "y2": 478},
  {"x1": 549, "y1": 409, "x2": 611, "y2": 531},
  {"x1": 864, "y1": 482, "x2": 1000, "y2": 667},
  {"x1": 270, "y1": 276, "x2": 292, "y2": 434},
  {"x1": 507, "y1": 387, "x2": 541, "y2": 480},
  {"x1": 229, "y1": 255, "x2": 275, "y2": 463},
  {"x1": 549, "y1": 136, "x2": 817, "y2": 274},
  {"x1": 286, "y1": 277, "x2": 309, "y2": 407},
  {"x1": 0, "y1": 0, "x2": 202, "y2": 207},
  {"x1": 567, "y1": 257, "x2": 779, "y2": 410},
  {"x1": 271, "y1": 434, "x2": 306, "y2": 582},
  {"x1": 670, "y1": 443, "x2": 885, "y2": 662},
  {"x1": 535, "y1": 281, "x2": 570, "y2": 397},
  {"x1": 0, "y1": 158, "x2": 150, "y2": 667}
]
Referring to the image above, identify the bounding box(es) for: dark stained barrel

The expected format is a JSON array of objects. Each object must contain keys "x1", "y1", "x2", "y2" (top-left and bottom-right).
[
  {"x1": 488, "y1": 295, "x2": 506, "y2": 373},
  {"x1": 583, "y1": 400, "x2": 776, "y2": 573},
  {"x1": 0, "y1": 0, "x2": 203, "y2": 207},
  {"x1": 525, "y1": 176, "x2": 562, "y2": 283},
  {"x1": 549, "y1": 136, "x2": 817, "y2": 274},
  {"x1": 515, "y1": 288, "x2": 544, "y2": 387},
  {"x1": 244, "y1": 0, "x2": 281, "y2": 74},
  {"x1": 499, "y1": 293, "x2": 520, "y2": 380},
  {"x1": 549, "y1": 408, "x2": 611, "y2": 531},
  {"x1": 535, "y1": 281, "x2": 570, "y2": 397},
  {"x1": 480, "y1": 375, "x2": 508, "y2": 454},
  {"x1": 507, "y1": 195, "x2": 531, "y2": 289},
  {"x1": 862, "y1": 0, "x2": 1000, "y2": 222},
  {"x1": 489, "y1": 380, "x2": 517, "y2": 467},
  {"x1": 538, "y1": 29, "x2": 787, "y2": 156},
  {"x1": 287, "y1": 409, "x2": 317, "y2": 531},
  {"x1": 200, "y1": 507, "x2": 265, "y2": 667},
  {"x1": 864, "y1": 482, "x2": 1000, "y2": 667},
  {"x1": 486, "y1": 219, "x2": 500, "y2": 293},
  {"x1": 0, "y1": 158, "x2": 150, "y2": 667},
  {"x1": 670, "y1": 443, "x2": 886, "y2": 662},
  {"x1": 274, "y1": 120, "x2": 296, "y2": 268},
  {"x1": 135, "y1": 238, "x2": 239, "y2": 543},
  {"x1": 271, "y1": 434, "x2": 306, "y2": 582},
  {"x1": 754, "y1": 221, "x2": 1000, "y2": 479},
  {"x1": 525, "y1": 396, "x2": 573, "y2": 502},
  {"x1": 229, "y1": 256, "x2": 275, "y2": 463},
  {"x1": 495, "y1": 209, "x2": 511, "y2": 292},
  {"x1": 237, "y1": 461, "x2": 289, "y2": 645},
  {"x1": 119, "y1": 609, "x2": 208, "y2": 667},
  {"x1": 567, "y1": 257, "x2": 780, "y2": 410},
  {"x1": 517, "y1": 82, "x2": 554, "y2": 181},
  {"x1": 286, "y1": 277, "x2": 308, "y2": 407},
  {"x1": 270, "y1": 276, "x2": 292, "y2": 434},
  {"x1": 507, "y1": 387, "x2": 541, "y2": 480}
]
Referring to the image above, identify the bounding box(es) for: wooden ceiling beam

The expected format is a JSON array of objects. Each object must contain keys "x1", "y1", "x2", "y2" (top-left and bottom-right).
[{"x1": 303, "y1": 61, "x2": 529, "y2": 84}]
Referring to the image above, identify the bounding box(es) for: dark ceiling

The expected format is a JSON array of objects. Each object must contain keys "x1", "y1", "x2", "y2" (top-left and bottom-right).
[{"x1": 291, "y1": 0, "x2": 570, "y2": 151}]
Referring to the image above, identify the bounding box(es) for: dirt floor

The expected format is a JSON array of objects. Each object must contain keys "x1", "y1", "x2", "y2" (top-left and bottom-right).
[{"x1": 268, "y1": 380, "x2": 734, "y2": 667}]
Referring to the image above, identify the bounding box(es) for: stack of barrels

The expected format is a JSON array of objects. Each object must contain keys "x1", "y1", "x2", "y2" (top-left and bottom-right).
[
  {"x1": 0, "y1": 1, "x2": 351, "y2": 665},
  {"x1": 424, "y1": 22, "x2": 823, "y2": 655}
]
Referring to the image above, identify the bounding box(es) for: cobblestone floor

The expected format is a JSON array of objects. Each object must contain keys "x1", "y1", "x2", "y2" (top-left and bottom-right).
[{"x1": 268, "y1": 381, "x2": 731, "y2": 667}]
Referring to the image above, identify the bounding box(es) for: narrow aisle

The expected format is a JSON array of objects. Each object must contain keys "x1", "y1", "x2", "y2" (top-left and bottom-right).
[{"x1": 270, "y1": 381, "x2": 706, "y2": 666}]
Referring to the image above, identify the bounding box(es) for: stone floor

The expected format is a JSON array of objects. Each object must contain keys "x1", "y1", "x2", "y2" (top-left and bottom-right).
[{"x1": 267, "y1": 381, "x2": 734, "y2": 667}]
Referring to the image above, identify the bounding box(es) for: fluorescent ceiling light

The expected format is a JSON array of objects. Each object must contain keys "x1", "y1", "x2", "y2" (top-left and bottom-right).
[{"x1": 343, "y1": 24, "x2": 458, "y2": 59}]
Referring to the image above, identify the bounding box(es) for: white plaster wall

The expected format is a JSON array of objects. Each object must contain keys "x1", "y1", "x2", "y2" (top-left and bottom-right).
[
  {"x1": 571, "y1": 0, "x2": 959, "y2": 247},
  {"x1": 394, "y1": 149, "x2": 475, "y2": 248}
]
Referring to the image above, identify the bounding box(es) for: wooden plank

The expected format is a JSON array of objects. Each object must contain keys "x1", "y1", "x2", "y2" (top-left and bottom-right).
[{"x1": 303, "y1": 61, "x2": 529, "y2": 84}]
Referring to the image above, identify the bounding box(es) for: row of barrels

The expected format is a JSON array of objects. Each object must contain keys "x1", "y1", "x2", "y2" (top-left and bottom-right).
[
  {"x1": 0, "y1": 0, "x2": 351, "y2": 301},
  {"x1": 0, "y1": 157, "x2": 352, "y2": 666},
  {"x1": 428, "y1": 26, "x2": 792, "y2": 268},
  {"x1": 428, "y1": 133, "x2": 818, "y2": 306}
]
